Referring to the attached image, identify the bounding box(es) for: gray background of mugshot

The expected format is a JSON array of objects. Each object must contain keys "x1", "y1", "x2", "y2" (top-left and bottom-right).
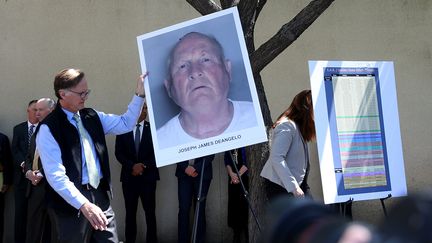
[{"x1": 140, "y1": 12, "x2": 254, "y2": 129}]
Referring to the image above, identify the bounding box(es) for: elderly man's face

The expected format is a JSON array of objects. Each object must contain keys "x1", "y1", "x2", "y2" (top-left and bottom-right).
[
  {"x1": 165, "y1": 34, "x2": 231, "y2": 110},
  {"x1": 35, "y1": 101, "x2": 53, "y2": 122}
]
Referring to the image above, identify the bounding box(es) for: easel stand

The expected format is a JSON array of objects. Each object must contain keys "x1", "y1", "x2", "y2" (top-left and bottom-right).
[
  {"x1": 191, "y1": 159, "x2": 206, "y2": 243},
  {"x1": 380, "y1": 194, "x2": 392, "y2": 218},
  {"x1": 331, "y1": 197, "x2": 353, "y2": 220},
  {"x1": 335, "y1": 194, "x2": 392, "y2": 221},
  {"x1": 343, "y1": 197, "x2": 353, "y2": 219},
  {"x1": 229, "y1": 152, "x2": 262, "y2": 232}
]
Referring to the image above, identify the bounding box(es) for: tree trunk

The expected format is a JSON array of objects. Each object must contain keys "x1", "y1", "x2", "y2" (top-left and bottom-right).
[
  {"x1": 246, "y1": 73, "x2": 272, "y2": 243},
  {"x1": 184, "y1": 1, "x2": 336, "y2": 242}
]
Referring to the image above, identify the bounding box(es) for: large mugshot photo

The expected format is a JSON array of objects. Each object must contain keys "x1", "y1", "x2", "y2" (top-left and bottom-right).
[{"x1": 137, "y1": 7, "x2": 267, "y2": 167}]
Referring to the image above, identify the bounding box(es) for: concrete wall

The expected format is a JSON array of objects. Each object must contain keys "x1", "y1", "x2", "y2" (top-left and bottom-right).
[{"x1": 0, "y1": 0, "x2": 431, "y2": 242}]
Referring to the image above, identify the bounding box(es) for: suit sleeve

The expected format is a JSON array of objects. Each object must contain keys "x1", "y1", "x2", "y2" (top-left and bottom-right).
[
  {"x1": 11, "y1": 125, "x2": 26, "y2": 170},
  {"x1": 195, "y1": 154, "x2": 215, "y2": 171},
  {"x1": 115, "y1": 135, "x2": 134, "y2": 173},
  {"x1": 177, "y1": 161, "x2": 189, "y2": 174},
  {"x1": 224, "y1": 151, "x2": 233, "y2": 167},
  {"x1": 0, "y1": 135, "x2": 14, "y2": 185},
  {"x1": 24, "y1": 152, "x2": 32, "y2": 173},
  {"x1": 24, "y1": 133, "x2": 36, "y2": 173}
]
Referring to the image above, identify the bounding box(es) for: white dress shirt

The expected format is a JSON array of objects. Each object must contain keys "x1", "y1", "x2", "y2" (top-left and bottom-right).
[{"x1": 36, "y1": 95, "x2": 144, "y2": 209}]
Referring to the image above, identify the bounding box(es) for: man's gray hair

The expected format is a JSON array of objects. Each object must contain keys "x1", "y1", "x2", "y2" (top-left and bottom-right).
[{"x1": 38, "y1": 97, "x2": 56, "y2": 109}]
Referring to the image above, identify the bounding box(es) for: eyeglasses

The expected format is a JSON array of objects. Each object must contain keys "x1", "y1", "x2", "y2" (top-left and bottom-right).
[{"x1": 67, "y1": 89, "x2": 91, "y2": 98}]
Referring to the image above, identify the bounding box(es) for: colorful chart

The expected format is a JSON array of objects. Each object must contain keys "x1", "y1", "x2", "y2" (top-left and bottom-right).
[{"x1": 324, "y1": 68, "x2": 391, "y2": 195}]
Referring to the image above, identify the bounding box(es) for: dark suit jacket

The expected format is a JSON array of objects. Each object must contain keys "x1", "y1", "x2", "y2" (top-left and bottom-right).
[
  {"x1": 12, "y1": 121, "x2": 31, "y2": 188},
  {"x1": 24, "y1": 127, "x2": 40, "y2": 173},
  {"x1": 115, "y1": 121, "x2": 159, "y2": 182},
  {"x1": 24, "y1": 126, "x2": 45, "y2": 197},
  {"x1": 175, "y1": 155, "x2": 215, "y2": 180},
  {"x1": 0, "y1": 132, "x2": 13, "y2": 186}
]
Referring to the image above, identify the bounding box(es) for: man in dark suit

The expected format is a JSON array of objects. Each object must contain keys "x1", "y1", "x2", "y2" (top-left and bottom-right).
[
  {"x1": 115, "y1": 103, "x2": 159, "y2": 243},
  {"x1": 176, "y1": 155, "x2": 214, "y2": 243},
  {"x1": 0, "y1": 131, "x2": 13, "y2": 243},
  {"x1": 11, "y1": 99, "x2": 38, "y2": 243},
  {"x1": 23, "y1": 98, "x2": 56, "y2": 243}
]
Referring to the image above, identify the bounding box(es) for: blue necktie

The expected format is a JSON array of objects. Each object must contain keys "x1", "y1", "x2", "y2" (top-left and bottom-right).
[{"x1": 73, "y1": 114, "x2": 100, "y2": 189}]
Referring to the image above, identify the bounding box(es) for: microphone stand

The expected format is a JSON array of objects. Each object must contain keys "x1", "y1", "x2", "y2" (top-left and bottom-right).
[
  {"x1": 229, "y1": 150, "x2": 262, "y2": 232},
  {"x1": 191, "y1": 158, "x2": 206, "y2": 243}
]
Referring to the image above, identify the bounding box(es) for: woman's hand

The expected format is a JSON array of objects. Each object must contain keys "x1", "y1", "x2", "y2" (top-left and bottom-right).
[
  {"x1": 292, "y1": 187, "x2": 305, "y2": 198},
  {"x1": 229, "y1": 172, "x2": 240, "y2": 184}
]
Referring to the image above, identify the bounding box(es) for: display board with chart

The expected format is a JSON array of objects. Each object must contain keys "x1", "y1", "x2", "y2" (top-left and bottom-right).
[{"x1": 309, "y1": 61, "x2": 407, "y2": 204}]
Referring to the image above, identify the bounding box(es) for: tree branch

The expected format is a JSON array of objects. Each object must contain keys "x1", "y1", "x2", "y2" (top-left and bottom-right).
[
  {"x1": 237, "y1": 0, "x2": 257, "y2": 31},
  {"x1": 235, "y1": 0, "x2": 257, "y2": 52},
  {"x1": 250, "y1": 0, "x2": 335, "y2": 74},
  {"x1": 255, "y1": 0, "x2": 267, "y2": 21},
  {"x1": 220, "y1": 0, "x2": 239, "y2": 9},
  {"x1": 186, "y1": 0, "x2": 221, "y2": 15}
]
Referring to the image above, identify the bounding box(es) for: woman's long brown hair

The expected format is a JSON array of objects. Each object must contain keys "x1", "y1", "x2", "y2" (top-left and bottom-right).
[{"x1": 273, "y1": 90, "x2": 316, "y2": 142}]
